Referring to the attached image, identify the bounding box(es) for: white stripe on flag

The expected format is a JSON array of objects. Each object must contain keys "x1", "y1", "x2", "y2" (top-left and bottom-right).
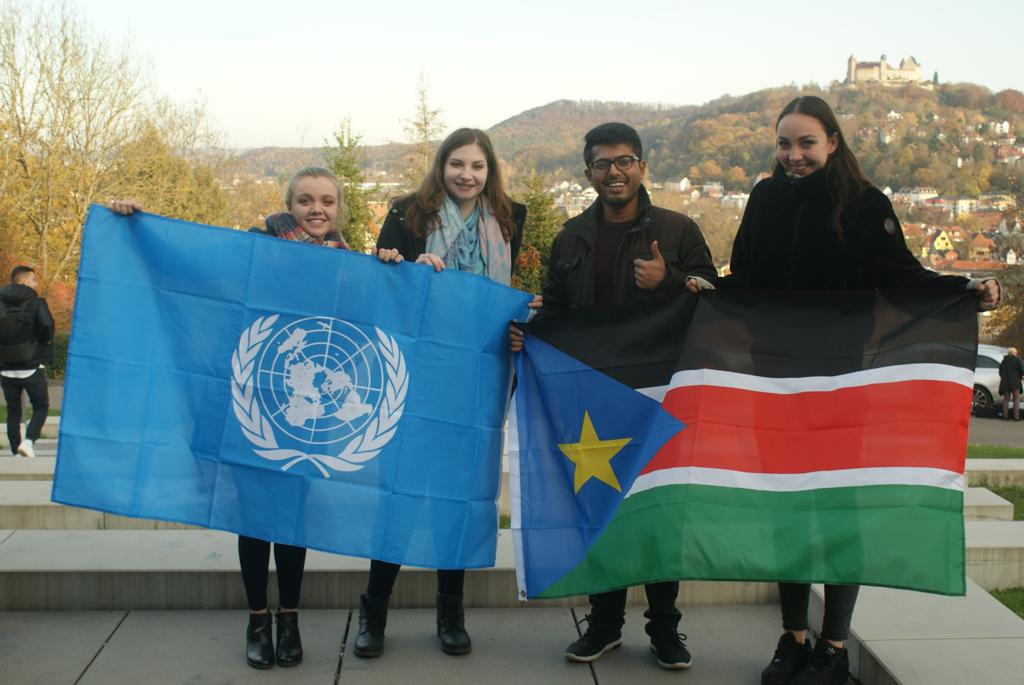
[
  {"x1": 635, "y1": 363, "x2": 973, "y2": 403},
  {"x1": 625, "y1": 465, "x2": 964, "y2": 497},
  {"x1": 507, "y1": 396, "x2": 529, "y2": 601}
]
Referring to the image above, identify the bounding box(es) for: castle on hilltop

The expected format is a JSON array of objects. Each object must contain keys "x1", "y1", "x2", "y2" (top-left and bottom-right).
[{"x1": 846, "y1": 54, "x2": 924, "y2": 85}]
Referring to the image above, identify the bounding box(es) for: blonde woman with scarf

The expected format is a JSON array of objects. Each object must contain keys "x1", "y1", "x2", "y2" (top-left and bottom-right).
[
  {"x1": 362, "y1": 127, "x2": 531, "y2": 658},
  {"x1": 111, "y1": 167, "x2": 405, "y2": 670}
]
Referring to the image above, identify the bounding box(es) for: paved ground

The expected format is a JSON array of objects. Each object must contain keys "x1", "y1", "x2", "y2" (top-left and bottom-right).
[
  {"x1": 0, "y1": 605, "x2": 797, "y2": 685},
  {"x1": 968, "y1": 415, "x2": 1024, "y2": 447}
]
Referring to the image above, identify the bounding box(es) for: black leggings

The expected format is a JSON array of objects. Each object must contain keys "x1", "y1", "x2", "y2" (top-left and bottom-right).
[
  {"x1": 238, "y1": 535, "x2": 307, "y2": 611},
  {"x1": 366, "y1": 559, "x2": 464, "y2": 597},
  {"x1": 779, "y1": 582, "x2": 859, "y2": 642}
]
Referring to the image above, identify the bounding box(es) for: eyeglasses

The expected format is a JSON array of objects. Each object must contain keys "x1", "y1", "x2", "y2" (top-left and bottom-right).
[{"x1": 588, "y1": 155, "x2": 640, "y2": 173}]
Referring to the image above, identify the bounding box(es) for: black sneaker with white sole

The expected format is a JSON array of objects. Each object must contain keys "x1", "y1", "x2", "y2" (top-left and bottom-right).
[
  {"x1": 564, "y1": 614, "x2": 623, "y2": 663},
  {"x1": 648, "y1": 629, "x2": 692, "y2": 670}
]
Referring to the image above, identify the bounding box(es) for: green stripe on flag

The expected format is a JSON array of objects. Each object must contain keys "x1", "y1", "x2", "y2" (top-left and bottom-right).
[{"x1": 535, "y1": 483, "x2": 965, "y2": 598}]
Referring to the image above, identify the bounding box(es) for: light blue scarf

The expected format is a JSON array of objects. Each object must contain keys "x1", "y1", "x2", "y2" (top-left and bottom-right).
[{"x1": 425, "y1": 196, "x2": 512, "y2": 286}]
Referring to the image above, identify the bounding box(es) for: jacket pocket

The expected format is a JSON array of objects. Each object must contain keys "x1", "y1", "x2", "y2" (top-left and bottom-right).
[{"x1": 556, "y1": 256, "x2": 581, "y2": 272}]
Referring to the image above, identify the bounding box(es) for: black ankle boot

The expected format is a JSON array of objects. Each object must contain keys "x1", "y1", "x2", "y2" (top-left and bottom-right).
[
  {"x1": 275, "y1": 610, "x2": 303, "y2": 667},
  {"x1": 354, "y1": 593, "x2": 389, "y2": 658},
  {"x1": 436, "y1": 592, "x2": 471, "y2": 655},
  {"x1": 245, "y1": 612, "x2": 274, "y2": 669}
]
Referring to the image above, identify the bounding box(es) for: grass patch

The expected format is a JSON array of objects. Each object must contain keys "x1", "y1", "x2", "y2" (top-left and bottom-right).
[
  {"x1": 967, "y1": 444, "x2": 1024, "y2": 459},
  {"x1": 0, "y1": 407, "x2": 61, "y2": 422},
  {"x1": 991, "y1": 587, "x2": 1024, "y2": 619},
  {"x1": 499, "y1": 514, "x2": 510, "y2": 529},
  {"x1": 987, "y1": 486, "x2": 1024, "y2": 521}
]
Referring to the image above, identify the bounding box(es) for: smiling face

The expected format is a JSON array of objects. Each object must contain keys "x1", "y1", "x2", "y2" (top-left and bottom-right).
[
  {"x1": 585, "y1": 142, "x2": 646, "y2": 210},
  {"x1": 443, "y1": 143, "x2": 488, "y2": 211},
  {"x1": 287, "y1": 176, "x2": 339, "y2": 239},
  {"x1": 776, "y1": 113, "x2": 838, "y2": 177}
]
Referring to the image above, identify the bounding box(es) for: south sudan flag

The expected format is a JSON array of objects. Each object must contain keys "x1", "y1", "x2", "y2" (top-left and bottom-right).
[{"x1": 510, "y1": 290, "x2": 976, "y2": 599}]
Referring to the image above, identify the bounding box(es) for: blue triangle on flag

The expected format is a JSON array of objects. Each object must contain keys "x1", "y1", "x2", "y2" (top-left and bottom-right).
[{"x1": 512, "y1": 335, "x2": 685, "y2": 597}]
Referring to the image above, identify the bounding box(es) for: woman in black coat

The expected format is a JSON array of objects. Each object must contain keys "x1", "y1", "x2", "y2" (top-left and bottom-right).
[
  {"x1": 998, "y1": 347, "x2": 1024, "y2": 420},
  {"x1": 691, "y1": 95, "x2": 998, "y2": 685}
]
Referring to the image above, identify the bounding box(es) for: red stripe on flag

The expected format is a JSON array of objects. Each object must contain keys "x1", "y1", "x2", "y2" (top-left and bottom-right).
[{"x1": 644, "y1": 380, "x2": 969, "y2": 475}]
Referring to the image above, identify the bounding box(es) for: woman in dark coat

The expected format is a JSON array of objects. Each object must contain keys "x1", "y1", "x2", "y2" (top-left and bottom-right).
[
  {"x1": 999, "y1": 347, "x2": 1024, "y2": 420},
  {"x1": 691, "y1": 95, "x2": 998, "y2": 685}
]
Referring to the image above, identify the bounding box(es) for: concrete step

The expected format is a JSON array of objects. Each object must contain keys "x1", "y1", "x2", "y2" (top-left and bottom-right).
[
  {"x1": 964, "y1": 486, "x2": 1014, "y2": 520},
  {"x1": 0, "y1": 418, "x2": 60, "y2": 448},
  {"x1": 0, "y1": 455, "x2": 55, "y2": 481},
  {"x1": 4, "y1": 520, "x2": 1024, "y2": 613},
  {"x1": 811, "y1": 579, "x2": 1024, "y2": 685},
  {"x1": 0, "y1": 481, "x2": 199, "y2": 529},
  {"x1": 965, "y1": 519, "x2": 1024, "y2": 591},
  {"x1": 966, "y1": 458, "x2": 1024, "y2": 487},
  {"x1": 0, "y1": 529, "x2": 777, "y2": 611}
]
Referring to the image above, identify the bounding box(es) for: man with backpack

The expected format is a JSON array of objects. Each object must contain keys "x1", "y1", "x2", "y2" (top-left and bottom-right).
[{"x1": 0, "y1": 266, "x2": 54, "y2": 458}]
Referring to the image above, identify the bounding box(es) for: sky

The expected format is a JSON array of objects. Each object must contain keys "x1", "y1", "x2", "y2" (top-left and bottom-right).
[{"x1": 55, "y1": 0, "x2": 1024, "y2": 149}]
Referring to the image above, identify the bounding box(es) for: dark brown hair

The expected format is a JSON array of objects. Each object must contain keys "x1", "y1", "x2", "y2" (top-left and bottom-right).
[
  {"x1": 10, "y1": 265, "x2": 34, "y2": 284},
  {"x1": 774, "y1": 96, "x2": 871, "y2": 236},
  {"x1": 401, "y1": 128, "x2": 514, "y2": 241}
]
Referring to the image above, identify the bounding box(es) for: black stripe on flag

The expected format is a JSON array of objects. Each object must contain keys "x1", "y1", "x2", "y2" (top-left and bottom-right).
[{"x1": 524, "y1": 290, "x2": 977, "y2": 388}]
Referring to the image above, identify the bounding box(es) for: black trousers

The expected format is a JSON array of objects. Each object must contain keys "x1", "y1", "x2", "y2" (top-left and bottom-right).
[
  {"x1": 366, "y1": 559, "x2": 464, "y2": 597},
  {"x1": 1, "y1": 369, "x2": 49, "y2": 453},
  {"x1": 237, "y1": 535, "x2": 307, "y2": 611},
  {"x1": 779, "y1": 582, "x2": 860, "y2": 642},
  {"x1": 589, "y1": 581, "x2": 680, "y2": 628}
]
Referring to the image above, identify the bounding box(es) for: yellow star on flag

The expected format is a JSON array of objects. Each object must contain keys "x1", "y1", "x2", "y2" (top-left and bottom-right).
[{"x1": 558, "y1": 411, "x2": 632, "y2": 494}]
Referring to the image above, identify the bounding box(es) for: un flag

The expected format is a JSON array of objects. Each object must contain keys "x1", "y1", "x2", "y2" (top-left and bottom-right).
[{"x1": 52, "y1": 206, "x2": 532, "y2": 569}]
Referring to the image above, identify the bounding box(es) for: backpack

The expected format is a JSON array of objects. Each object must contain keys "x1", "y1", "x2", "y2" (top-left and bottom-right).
[{"x1": 0, "y1": 294, "x2": 37, "y2": 364}]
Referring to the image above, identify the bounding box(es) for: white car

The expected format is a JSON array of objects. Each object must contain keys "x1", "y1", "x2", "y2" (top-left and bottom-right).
[{"x1": 974, "y1": 343, "x2": 1016, "y2": 415}]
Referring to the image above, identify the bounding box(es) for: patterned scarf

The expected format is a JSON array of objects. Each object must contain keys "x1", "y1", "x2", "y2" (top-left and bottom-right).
[
  {"x1": 266, "y1": 212, "x2": 349, "y2": 250},
  {"x1": 424, "y1": 196, "x2": 512, "y2": 285}
]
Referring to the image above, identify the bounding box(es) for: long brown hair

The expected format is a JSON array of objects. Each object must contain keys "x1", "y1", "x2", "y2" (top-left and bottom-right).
[
  {"x1": 401, "y1": 128, "x2": 514, "y2": 241},
  {"x1": 774, "y1": 96, "x2": 871, "y2": 237}
]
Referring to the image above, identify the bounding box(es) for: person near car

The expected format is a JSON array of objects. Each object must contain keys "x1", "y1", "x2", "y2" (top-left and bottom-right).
[
  {"x1": 998, "y1": 347, "x2": 1024, "y2": 420},
  {"x1": 0, "y1": 265, "x2": 54, "y2": 459}
]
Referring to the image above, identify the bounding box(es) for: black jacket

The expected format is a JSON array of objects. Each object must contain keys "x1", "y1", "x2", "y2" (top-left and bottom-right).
[
  {"x1": 999, "y1": 354, "x2": 1024, "y2": 394},
  {"x1": 719, "y1": 165, "x2": 969, "y2": 291},
  {"x1": 541, "y1": 185, "x2": 715, "y2": 313},
  {"x1": 376, "y1": 196, "x2": 527, "y2": 266},
  {"x1": 0, "y1": 284, "x2": 54, "y2": 370}
]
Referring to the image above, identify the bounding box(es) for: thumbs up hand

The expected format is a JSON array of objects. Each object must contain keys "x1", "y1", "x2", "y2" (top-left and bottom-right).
[{"x1": 633, "y1": 240, "x2": 667, "y2": 290}]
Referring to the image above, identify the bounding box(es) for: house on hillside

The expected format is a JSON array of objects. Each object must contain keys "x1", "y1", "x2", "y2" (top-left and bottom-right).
[
  {"x1": 970, "y1": 233, "x2": 996, "y2": 260},
  {"x1": 893, "y1": 187, "x2": 938, "y2": 204}
]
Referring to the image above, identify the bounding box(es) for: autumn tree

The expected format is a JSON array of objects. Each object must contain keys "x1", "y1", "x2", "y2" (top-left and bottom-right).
[
  {"x1": 403, "y1": 73, "x2": 444, "y2": 184},
  {"x1": 324, "y1": 119, "x2": 375, "y2": 252},
  {"x1": 0, "y1": 1, "x2": 227, "y2": 327},
  {"x1": 0, "y1": 1, "x2": 144, "y2": 287}
]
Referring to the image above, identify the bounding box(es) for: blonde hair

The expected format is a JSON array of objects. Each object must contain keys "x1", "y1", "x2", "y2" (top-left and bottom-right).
[{"x1": 285, "y1": 166, "x2": 350, "y2": 229}]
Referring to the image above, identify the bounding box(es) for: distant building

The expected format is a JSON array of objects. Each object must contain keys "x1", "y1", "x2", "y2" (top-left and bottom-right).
[
  {"x1": 846, "y1": 54, "x2": 922, "y2": 85},
  {"x1": 893, "y1": 186, "x2": 938, "y2": 204},
  {"x1": 721, "y1": 192, "x2": 749, "y2": 209}
]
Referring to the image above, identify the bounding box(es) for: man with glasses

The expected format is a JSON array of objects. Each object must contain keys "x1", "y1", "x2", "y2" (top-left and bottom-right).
[{"x1": 518, "y1": 122, "x2": 716, "y2": 669}]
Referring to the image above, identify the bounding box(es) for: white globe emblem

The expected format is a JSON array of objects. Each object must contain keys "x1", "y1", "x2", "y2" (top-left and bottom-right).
[
  {"x1": 231, "y1": 315, "x2": 408, "y2": 477},
  {"x1": 258, "y1": 317, "x2": 383, "y2": 446}
]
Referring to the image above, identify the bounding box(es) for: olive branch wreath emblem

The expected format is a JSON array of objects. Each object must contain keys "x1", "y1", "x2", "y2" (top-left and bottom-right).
[{"x1": 230, "y1": 315, "x2": 408, "y2": 478}]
